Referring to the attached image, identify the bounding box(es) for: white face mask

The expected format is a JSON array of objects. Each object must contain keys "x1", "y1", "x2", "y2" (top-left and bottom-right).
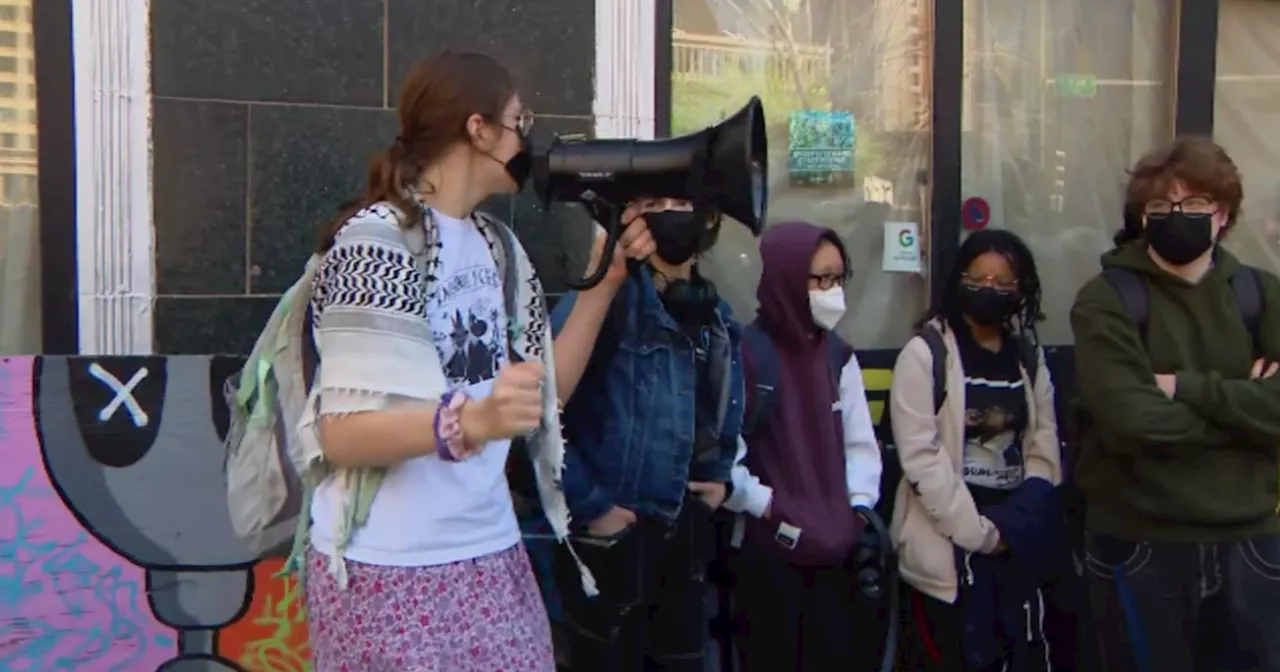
[{"x1": 808, "y1": 287, "x2": 846, "y2": 331}]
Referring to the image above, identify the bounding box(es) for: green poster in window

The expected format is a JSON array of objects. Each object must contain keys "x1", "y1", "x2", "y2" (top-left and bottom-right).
[
  {"x1": 787, "y1": 110, "x2": 855, "y2": 186},
  {"x1": 1055, "y1": 74, "x2": 1098, "y2": 98}
]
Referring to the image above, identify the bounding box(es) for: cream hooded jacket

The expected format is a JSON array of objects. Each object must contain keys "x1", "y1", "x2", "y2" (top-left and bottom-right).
[{"x1": 887, "y1": 319, "x2": 1061, "y2": 603}]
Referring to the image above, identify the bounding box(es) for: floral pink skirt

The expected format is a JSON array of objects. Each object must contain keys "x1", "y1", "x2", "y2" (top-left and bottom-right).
[{"x1": 305, "y1": 544, "x2": 556, "y2": 672}]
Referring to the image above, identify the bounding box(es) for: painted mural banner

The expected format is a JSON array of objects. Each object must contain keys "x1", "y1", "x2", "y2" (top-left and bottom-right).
[
  {"x1": 0, "y1": 351, "x2": 1077, "y2": 670},
  {"x1": 0, "y1": 356, "x2": 309, "y2": 672}
]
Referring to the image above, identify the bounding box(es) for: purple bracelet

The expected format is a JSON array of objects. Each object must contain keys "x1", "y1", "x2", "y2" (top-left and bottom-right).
[{"x1": 433, "y1": 389, "x2": 471, "y2": 461}]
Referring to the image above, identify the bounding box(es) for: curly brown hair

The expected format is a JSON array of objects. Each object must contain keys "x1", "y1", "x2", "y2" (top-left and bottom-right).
[{"x1": 1126, "y1": 135, "x2": 1244, "y2": 226}]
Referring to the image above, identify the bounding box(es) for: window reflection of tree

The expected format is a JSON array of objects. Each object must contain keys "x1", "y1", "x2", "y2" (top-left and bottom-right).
[
  {"x1": 961, "y1": 0, "x2": 1174, "y2": 343},
  {"x1": 675, "y1": 0, "x2": 932, "y2": 348},
  {"x1": 1215, "y1": 0, "x2": 1280, "y2": 277}
]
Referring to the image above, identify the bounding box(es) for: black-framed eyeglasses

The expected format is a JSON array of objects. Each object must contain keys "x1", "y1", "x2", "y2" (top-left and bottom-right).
[
  {"x1": 1144, "y1": 196, "x2": 1218, "y2": 219},
  {"x1": 961, "y1": 273, "x2": 1018, "y2": 292},
  {"x1": 809, "y1": 271, "x2": 850, "y2": 290}
]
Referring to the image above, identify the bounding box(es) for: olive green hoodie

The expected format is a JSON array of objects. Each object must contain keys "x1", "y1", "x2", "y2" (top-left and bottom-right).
[{"x1": 1072, "y1": 242, "x2": 1280, "y2": 542}]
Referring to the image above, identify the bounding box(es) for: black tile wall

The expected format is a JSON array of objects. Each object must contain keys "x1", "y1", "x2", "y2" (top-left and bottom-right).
[
  {"x1": 248, "y1": 105, "x2": 397, "y2": 293},
  {"x1": 153, "y1": 296, "x2": 279, "y2": 355},
  {"x1": 150, "y1": 0, "x2": 384, "y2": 106},
  {"x1": 152, "y1": 99, "x2": 249, "y2": 295},
  {"x1": 150, "y1": 0, "x2": 596, "y2": 354},
  {"x1": 387, "y1": 0, "x2": 595, "y2": 115}
]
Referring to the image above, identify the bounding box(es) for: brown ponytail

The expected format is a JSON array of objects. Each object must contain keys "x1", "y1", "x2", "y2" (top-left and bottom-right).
[
  {"x1": 316, "y1": 141, "x2": 421, "y2": 252},
  {"x1": 314, "y1": 50, "x2": 518, "y2": 252}
]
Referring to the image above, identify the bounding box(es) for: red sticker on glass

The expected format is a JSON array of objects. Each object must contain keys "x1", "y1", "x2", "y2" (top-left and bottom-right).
[{"x1": 961, "y1": 197, "x2": 991, "y2": 231}]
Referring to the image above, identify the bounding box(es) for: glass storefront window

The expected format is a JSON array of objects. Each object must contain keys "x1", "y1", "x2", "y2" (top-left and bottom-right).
[
  {"x1": 960, "y1": 0, "x2": 1175, "y2": 343},
  {"x1": 1215, "y1": 0, "x2": 1280, "y2": 277},
  {"x1": 0, "y1": 0, "x2": 38, "y2": 353},
  {"x1": 671, "y1": 0, "x2": 933, "y2": 349}
]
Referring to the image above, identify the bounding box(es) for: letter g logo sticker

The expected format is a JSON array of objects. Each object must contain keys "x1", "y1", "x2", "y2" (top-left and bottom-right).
[{"x1": 898, "y1": 229, "x2": 915, "y2": 247}]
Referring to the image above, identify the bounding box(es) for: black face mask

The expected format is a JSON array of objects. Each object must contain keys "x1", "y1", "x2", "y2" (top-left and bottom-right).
[
  {"x1": 502, "y1": 132, "x2": 532, "y2": 187},
  {"x1": 478, "y1": 124, "x2": 532, "y2": 188},
  {"x1": 647, "y1": 210, "x2": 718, "y2": 265},
  {"x1": 1144, "y1": 213, "x2": 1215, "y2": 266},
  {"x1": 959, "y1": 285, "x2": 1020, "y2": 326}
]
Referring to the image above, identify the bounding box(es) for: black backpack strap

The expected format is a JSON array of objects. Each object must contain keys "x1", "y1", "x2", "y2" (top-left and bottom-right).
[
  {"x1": 302, "y1": 302, "x2": 320, "y2": 391},
  {"x1": 918, "y1": 325, "x2": 949, "y2": 413},
  {"x1": 741, "y1": 323, "x2": 781, "y2": 437},
  {"x1": 488, "y1": 218, "x2": 523, "y2": 358},
  {"x1": 1231, "y1": 265, "x2": 1264, "y2": 356},
  {"x1": 1101, "y1": 267, "x2": 1150, "y2": 341},
  {"x1": 827, "y1": 334, "x2": 851, "y2": 379}
]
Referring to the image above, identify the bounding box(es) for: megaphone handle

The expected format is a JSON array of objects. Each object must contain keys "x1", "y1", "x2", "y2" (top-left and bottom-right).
[{"x1": 565, "y1": 198, "x2": 623, "y2": 291}]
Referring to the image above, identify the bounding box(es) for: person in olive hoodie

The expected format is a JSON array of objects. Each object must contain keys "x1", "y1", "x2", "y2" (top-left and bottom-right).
[
  {"x1": 1071, "y1": 136, "x2": 1280, "y2": 672},
  {"x1": 723, "y1": 221, "x2": 883, "y2": 672}
]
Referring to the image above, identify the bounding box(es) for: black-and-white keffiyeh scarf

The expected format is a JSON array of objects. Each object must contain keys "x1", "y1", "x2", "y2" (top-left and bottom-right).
[{"x1": 293, "y1": 194, "x2": 589, "y2": 593}]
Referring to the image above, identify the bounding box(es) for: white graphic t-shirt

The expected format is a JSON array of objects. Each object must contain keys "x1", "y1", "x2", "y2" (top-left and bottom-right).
[{"x1": 311, "y1": 211, "x2": 519, "y2": 567}]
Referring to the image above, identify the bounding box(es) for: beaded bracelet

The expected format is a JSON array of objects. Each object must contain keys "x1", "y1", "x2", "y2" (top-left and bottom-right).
[{"x1": 433, "y1": 389, "x2": 473, "y2": 461}]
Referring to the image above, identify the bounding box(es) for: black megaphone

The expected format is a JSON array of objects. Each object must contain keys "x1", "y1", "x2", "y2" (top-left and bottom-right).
[{"x1": 532, "y1": 96, "x2": 769, "y2": 289}]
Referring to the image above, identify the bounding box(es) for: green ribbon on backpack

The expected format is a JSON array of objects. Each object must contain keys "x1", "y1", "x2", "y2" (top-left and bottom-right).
[{"x1": 236, "y1": 295, "x2": 295, "y2": 426}]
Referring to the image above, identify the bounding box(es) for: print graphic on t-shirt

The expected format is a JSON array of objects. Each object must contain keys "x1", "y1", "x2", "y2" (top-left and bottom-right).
[
  {"x1": 431, "y1": 263, "x2": 505, "y2": 386},
  {"x1": 961, "y1": 375, "x2": 1026, "y2": 490}
]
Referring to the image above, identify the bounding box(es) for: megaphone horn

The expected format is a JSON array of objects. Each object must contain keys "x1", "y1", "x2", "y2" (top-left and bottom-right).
[{"x1": 532, "y1": 96, "x2": 769, "y2": 290}]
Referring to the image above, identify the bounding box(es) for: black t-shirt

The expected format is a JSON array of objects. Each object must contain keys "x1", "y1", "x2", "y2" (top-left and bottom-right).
[{"x1": 954, "y1": 326, "x2": 1028, "y2": 506}]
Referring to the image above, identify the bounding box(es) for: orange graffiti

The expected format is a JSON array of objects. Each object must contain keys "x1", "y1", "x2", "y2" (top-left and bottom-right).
[{"x1": 219, "y1": 558, "x2": 312, "y2": 671}]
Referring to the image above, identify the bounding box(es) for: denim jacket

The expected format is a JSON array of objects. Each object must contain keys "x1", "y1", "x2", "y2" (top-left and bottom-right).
[{"x1": 551, "y1": 270, "x2": 745, "y2": 527}]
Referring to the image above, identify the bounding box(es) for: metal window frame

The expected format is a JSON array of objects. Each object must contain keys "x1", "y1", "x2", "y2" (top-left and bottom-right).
[
  {"x1": 33, "y1": 0, "x2": 77, "y2": 354},
  {"x1": 931, "y1": 0, "x2": 963, "y2": 308},
  {"x1": 655, "y1": 0, "x2": 674, "y2": 139},
  {"x1": 1175, "y1": 0, "x2": 1219, "y2": 135}
]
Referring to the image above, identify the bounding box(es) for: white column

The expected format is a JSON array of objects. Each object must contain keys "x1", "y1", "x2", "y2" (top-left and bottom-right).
[
  {"x1": 71, "y1": 0, "x2": 154, "y2": 355},
  {"x1": 593, "y1": 0, "x2": 658, "y2": 139}
]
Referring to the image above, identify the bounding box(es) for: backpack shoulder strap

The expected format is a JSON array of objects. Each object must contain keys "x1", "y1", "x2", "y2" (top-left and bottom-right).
[
  {"x1": 741, "y1": 322, "x2": 782, "y2": 437},
  {"x1": 480, "y1": 214, "x2": 522, "y2": 351},
  {"x1": 302, "y1": 302, "x2": 320, "y2": 390},
  {"x1": 1231, "y1": 265, "x2": 1264, "y2": 355},
  {"x1": 918, "y1": 325, "x2": 948, "y2": 413},
  {"x1": 827, "y1": 334, "x2": 851, "y2": 380},
  {"x1": 291, "y1": 256, "x2": 325, "y2": 395},
  {"x1": 1101, "y1": 267, "x2": 1150, "y2": 340}
]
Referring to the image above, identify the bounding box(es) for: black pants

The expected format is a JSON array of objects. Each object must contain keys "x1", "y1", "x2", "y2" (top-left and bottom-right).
[
  {"x1": 553, "y1": 498, "x2": 715, "y2": 672},
  {"x1": 1084, "y1": 531, "x2": 1280, "y2": 672},
  {"x1": 731, "y1": 545, "x2": 873, "y2": 672},
  {"x1": 900, "y1": 585, "x2": 1051, "y2": 672}
]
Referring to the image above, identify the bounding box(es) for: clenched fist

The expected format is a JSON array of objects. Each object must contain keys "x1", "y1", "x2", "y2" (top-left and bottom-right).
[{"x1": 461, "y1": 362, "x2": 546, "y2": 444}]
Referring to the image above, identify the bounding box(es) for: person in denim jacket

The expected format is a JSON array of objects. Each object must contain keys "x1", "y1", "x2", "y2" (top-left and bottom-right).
[{"x1": 550, "y1": 198, "x2": 744, "y2": 672}]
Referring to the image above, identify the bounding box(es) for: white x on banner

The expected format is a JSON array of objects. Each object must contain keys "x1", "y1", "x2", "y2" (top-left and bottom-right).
[{"x1": 88, "y1": 362, "x2": 150, "y2": 427}]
